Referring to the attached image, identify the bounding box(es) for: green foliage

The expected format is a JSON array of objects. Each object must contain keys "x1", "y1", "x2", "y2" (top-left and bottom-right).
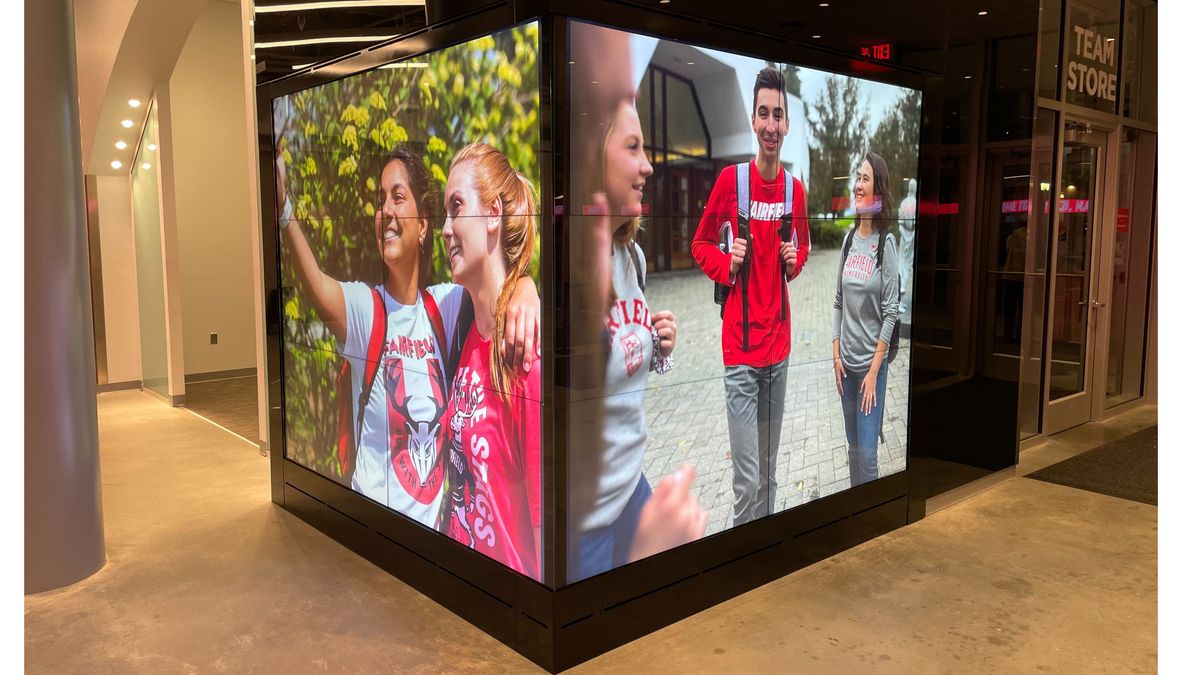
[
  {"x1": 868, "y1": 88, "x2": 921, "y2": 202},
  {"x1": 804, "y1": 76, "x2": 868, "y2": 220},
  {"x1": 278, "y1": 23, "x2": 542, "y2": 472},
  {"x1": 810, "y1": 216, "x2": 851, "y2": 249}
]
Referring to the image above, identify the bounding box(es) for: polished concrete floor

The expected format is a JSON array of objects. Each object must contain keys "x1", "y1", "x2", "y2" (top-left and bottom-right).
[
  {"x1": 182, "y1": 375, "x2": 259, "y2": 443},
  {"x1": 25, "y1": 392, "x2": 1156, "y2": 674}
]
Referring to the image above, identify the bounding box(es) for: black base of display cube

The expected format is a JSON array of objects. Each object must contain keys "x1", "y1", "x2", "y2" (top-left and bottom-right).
[{"x1": 278, "y1": 460, "x2": 910, "y2": 672}]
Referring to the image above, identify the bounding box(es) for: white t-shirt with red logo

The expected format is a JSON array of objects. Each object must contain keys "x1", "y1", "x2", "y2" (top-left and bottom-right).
[
  {"x1": 447, "y1": 323, "x2": 542, "y2": 580},
  {"x1": 339, "y1": 281, "x2": 463, "y2": 528}
]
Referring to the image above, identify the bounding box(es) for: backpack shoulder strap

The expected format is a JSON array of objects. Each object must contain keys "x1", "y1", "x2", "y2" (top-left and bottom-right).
[
  {"x1": 362, "y1": 288, "x2": 387, "y2": 391},
  {"x1": 782, "y1": 169, "x2": 794, "y2": 217},
  {"x1": 627, "y1": 241, "x2": 645, "y2": 292},
  {"x1": 736, "y1": 162, "x2": 750, "y2": 219},
  {"x1": 448, "y1": 295, "x2": 475, "y2": 378},
  {"x1": 838, "y1": 229, "x2": 854, "y2": 293},
  {"x1": 357, "y1": 288, "x2": 388, "y2": 440},
  {"x1": 420, "y1": 289, "x2": 448, "y2": 362}
]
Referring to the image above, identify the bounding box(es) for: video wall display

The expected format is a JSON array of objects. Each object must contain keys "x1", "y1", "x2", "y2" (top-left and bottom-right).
[
  {"x1": 273, "y1": 22, "x2": 544, "y2": 581},
  {"x1": 565, "y1": 21, "x2": 921, "y2": 583}
]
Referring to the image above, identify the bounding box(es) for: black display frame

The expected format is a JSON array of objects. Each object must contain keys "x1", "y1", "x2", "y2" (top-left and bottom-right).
[{"x1": 255, "y1": 2, "x2": 937, "y2": 671}]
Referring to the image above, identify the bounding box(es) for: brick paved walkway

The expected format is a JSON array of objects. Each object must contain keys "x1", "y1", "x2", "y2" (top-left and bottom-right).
[{"x1": 640, "y1": 249, "x2": 909, "y2": 536}]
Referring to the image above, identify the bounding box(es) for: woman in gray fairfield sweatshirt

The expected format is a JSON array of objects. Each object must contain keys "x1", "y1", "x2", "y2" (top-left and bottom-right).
[{"x1": 832, "y1": 152, "x2": 900, "y2": 487}]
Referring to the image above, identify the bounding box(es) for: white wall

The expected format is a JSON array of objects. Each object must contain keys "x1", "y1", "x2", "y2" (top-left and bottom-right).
[
  {"x1": 95, "y1": 175, "x2": 142, "y2": 383},
  {"x1": 168, "y1": 0, "x2": 257, "y2": 376}
]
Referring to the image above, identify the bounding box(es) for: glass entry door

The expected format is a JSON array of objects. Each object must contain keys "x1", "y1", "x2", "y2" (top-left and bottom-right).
[{"x1": 1043, "y1": 121, "x2": 1111, "y2": 435}]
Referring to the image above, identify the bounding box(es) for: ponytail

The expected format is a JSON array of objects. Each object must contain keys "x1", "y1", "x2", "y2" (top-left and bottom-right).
[{"x1": 448, "y1": 143, "x2": 539, "y2": 404}]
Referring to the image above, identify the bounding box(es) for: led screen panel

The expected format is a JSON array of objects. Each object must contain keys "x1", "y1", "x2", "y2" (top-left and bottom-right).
[
  {"x1": 273, "y1": 22, "x2": 544, "y2": 581},
  {"x1": 565, "y1": 21, "x2": 921, "y2": 583}
]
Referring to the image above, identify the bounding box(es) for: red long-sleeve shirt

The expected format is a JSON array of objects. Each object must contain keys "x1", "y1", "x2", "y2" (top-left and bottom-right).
[{"x1": 691, "y1": 162, "x2": 811, "y2": 367}]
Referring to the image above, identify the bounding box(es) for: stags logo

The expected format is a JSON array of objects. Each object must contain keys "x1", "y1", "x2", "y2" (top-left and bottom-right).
[
  {"x1": 620, "y1": 330, "x2": 644, "y2": 376},
  {"x1": 385, "y1": 358, "x2": 446, "y2": 503}
]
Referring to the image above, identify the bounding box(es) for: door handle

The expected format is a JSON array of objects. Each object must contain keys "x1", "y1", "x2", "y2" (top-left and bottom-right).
[{"x1": 1091, "y1": 300, "x2": 1106, "y2": 308}]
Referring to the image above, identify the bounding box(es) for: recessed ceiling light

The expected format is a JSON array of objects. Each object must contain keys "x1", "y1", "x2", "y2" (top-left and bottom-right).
[
  {"x1": 148, "y1": 143, "x2": 157, "y2": 151},
  {"x1": 128, "y1": 98, "x2": 142, "y2": 108},
  {"x1": 812, "y1": 35, "x2": 822, "y2": 39},
  {"x1": 142, "y1": 162, "x2": 152, "y2": 170},
  {"x1": 121, "y1": 119, "x2": 134, "y2": 128},
  {"x1": 110, "y1": 160, "x2": 122, "y2": 169},
  {"x1": 819, "y1": 2, "x2": 829, "y2": 6},
  {"x1": 115, "y1": 140, "x2": 127, "y2": 150},
  {"x1": 978, "y1": 10, "x2": 988, "y2": 16},
  {"x1": 686, "y1": 61, "x2": 695, "y2": 65},
  {"x1": 964, "y1": 75, "x2": 972, "y2": 79},
  {"x1": 660, "y1": 0, "x2": 670, "y2": 4}
]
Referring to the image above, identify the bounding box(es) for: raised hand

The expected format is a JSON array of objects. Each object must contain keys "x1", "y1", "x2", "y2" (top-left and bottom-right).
[{"x1": 628, "y1": 465, "x2": 708, "y2": 562}]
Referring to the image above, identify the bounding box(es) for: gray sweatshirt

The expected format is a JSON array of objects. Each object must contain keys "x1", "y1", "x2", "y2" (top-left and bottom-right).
[
  {"x1": 572, "y1": 242, "x2": 654, "y2": 531},
  {"x1": 833, "y1": 229, "x2": 899, "y2": 373}
]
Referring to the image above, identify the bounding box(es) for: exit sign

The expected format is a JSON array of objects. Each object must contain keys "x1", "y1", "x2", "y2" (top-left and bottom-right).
[{"x1": 860, "y1": 42, "x2": 894, "y2": 61}]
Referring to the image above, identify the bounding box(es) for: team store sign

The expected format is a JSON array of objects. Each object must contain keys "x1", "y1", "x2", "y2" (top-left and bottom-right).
[{"x1": 1066, "y1": 25, "x2": 1117, "y2": 103}]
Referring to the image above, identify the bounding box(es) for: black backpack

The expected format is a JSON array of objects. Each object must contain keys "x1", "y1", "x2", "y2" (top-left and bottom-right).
[{"x1": 839, "y1": 229, "x2": 901, "y2": 364}]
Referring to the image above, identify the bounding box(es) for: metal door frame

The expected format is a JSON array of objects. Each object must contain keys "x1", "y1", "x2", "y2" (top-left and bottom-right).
[{"x1": 1041, "y1": 113, "x2": 1118, "y2": 435}]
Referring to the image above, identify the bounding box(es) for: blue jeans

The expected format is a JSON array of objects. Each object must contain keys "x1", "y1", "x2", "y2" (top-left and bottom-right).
[
  {"x1": 838, "y1": 360, "x2": 889, "y2": 487},
  {"x1": 568, "y1": 473, "x2": 653, "y2": 583}
]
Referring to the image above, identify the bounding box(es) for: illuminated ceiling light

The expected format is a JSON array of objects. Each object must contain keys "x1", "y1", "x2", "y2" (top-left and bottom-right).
[
  {"x1": 978, "y1": 10, "x2": 988, "y2": 16},
  {"x1": 1059, "y1": 193, "x2": 1065, "y2": 199},
  {"x1": 110, "y1": 160, "x2": 122, "y2": 169},
  {"x1": 380, "y1": 61, "x2": 429, "y2": 69},
  {"x1": 255, "y1": 34, "x2": 398, "y2": 49},
  {"x1": 142, "y1": 162, "x2": 152, "y2": 170},
  {"x1": 128, "y1": 98, "x2": 142, "y2": 108},
  {"x1": 147, "y1": 143, "x2": 157, "y2": 151},
  {"x1": 660, "y1": 0, "x2": 671, "y2": 4},
  {"x1": 255, "y1": 1, "x2": 425, "y2": 13},
  {"x1": 121, "y1": 119, "x2": 134, "y2": 128},
  {"x1": 115, "y1": 140, "x2": 127, "y2": 150},
  {"x1": 819, "y1": 2, "x2": 829, "y2": 6},
  {"x1": 686, "y1": 61, "x2": 695, "y2": 65},
  {"x1": 1067, "y1": 184, "x2": 1076, "y2": 191},
  {"x1": 1040, "y1": 182, "x2": 1051, "y2": 191},
  {"x1": 812, "y1": 35, "x2": 822, "y2": 39},
  {"x1": 964, "y1": 75, "x2": 972, "y2": 79}
]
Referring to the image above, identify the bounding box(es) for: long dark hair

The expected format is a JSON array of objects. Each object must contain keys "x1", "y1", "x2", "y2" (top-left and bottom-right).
[
  {"x1": 382, "y1": 143, "x2": 436, "y2": 285},
  {"x1": 856, "y1": 152, "x2": 895, "y2": 241}
]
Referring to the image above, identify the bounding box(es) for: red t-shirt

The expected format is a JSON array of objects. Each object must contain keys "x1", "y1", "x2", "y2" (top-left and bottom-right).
[
  {"x1": 691, "y1": 162, "x2": 811, "y2": 367},
  {"x1": 446, "y1": 324, "x2": 542, "y2": 581}
]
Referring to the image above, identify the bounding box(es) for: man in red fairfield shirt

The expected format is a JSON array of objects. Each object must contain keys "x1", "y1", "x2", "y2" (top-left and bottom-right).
[{"x1": 691, "y1": 66, "x2": 810, "y2": 526}]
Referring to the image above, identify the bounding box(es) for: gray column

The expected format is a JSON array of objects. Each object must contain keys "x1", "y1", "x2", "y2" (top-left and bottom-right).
[{"x1": 25, "y1": 0, "x2": 106, "y2": 593}]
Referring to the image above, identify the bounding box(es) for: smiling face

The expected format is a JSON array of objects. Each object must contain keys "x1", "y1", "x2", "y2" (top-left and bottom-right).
[
  {"x1": 603, "y1": 101, "x2": 653, "y2": 220},
  {"x1": 442, "y1": 162, "x2": 500, "y2": 286},
  {"x1": 377, "y1": 159, "x2": 427, "y2": 271},
  {"x1": 751, "y1": 86, "x2": 789, "y2": 163},
  {"x1": 853, "y1": 159, "x2": 878, "y2": 213}
]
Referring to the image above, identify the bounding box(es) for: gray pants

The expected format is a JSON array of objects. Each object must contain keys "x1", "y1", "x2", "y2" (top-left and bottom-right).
[{"x1": 724, "y1": 359, "x2": 789, "y2": 526}]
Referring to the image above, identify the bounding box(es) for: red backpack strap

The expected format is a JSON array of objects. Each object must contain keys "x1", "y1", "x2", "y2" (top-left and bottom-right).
[
  {"x1": 358, "y1": 288, "x2": 388, "y2": 423},
  {"x1": 420, "y1": 290, "x2": 448, "y2": 361}
]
